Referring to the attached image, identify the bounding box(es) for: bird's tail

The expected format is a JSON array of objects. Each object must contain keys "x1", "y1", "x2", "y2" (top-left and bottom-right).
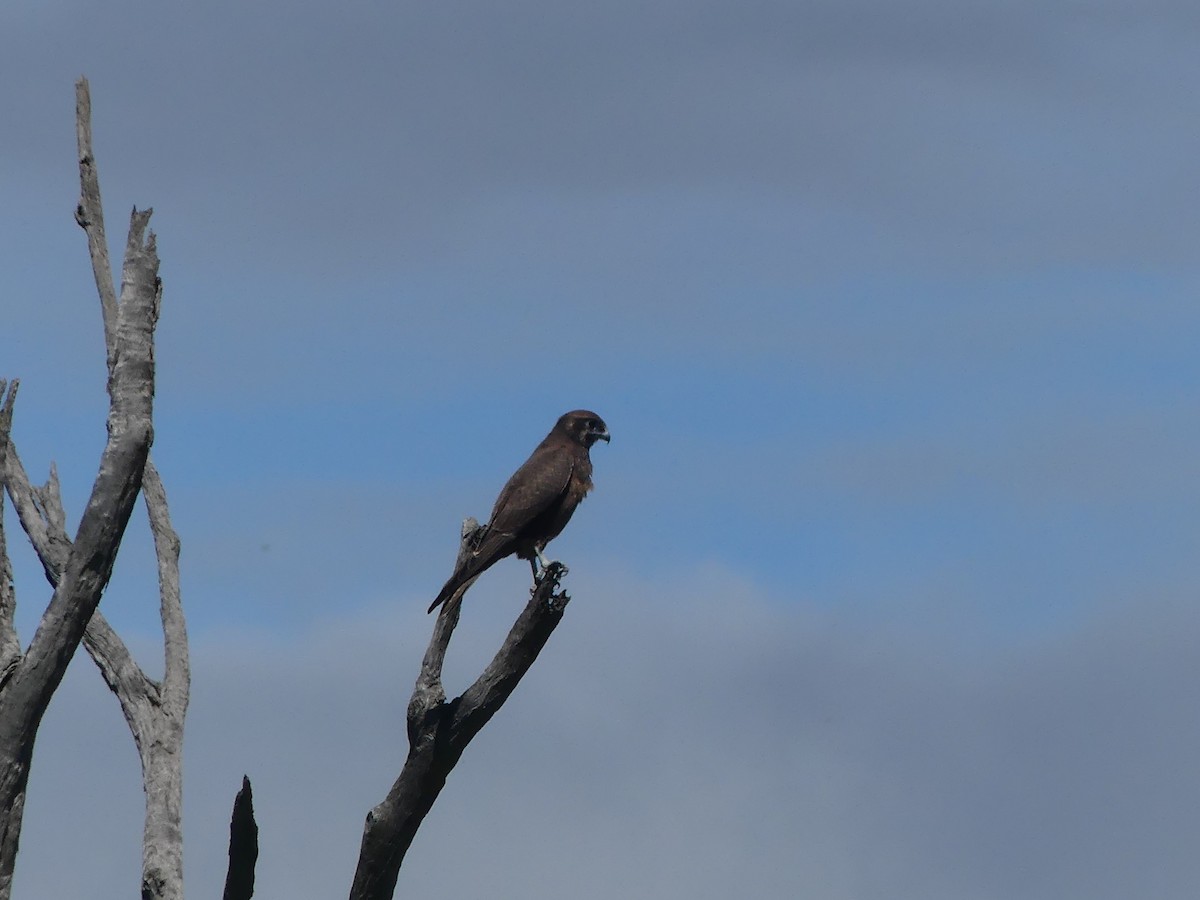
[
  {"x1": 428, "y1": 529, "x2": 505, "y2": 613},
  {"x1": 428, "y1": 546, "x2": 500, "y2": 613},
  {"x1": 428, "y1": 559, "x2": 485, "y2": 613},
  {"x1": 427, "y1": 578, "x2": 459, "y2": 614}
]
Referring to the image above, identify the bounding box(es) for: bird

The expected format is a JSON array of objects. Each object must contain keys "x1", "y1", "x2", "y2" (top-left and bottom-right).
[{"x1": 428, "y1": 409, "x2": 610, "y2": 613}]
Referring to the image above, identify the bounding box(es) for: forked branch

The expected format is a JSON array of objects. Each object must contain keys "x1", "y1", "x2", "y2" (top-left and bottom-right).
[
  {"x1": 71, "y1": 77, "x2": 188, "y2": 900},
  {"x1": 349, "y1": 522, "x2": 572, "y2": 900},
  {"x1": 0, "y1": 182, "x2": 158, "y2": 900},
  {"x1": 0, "y1": 77, "x2": 182, "y2": 900}
]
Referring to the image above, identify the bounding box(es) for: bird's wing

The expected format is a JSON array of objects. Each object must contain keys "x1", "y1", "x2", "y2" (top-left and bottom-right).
[
  {"x1": 427, "y1": 446, "x2": 575, "y2": 613},
  {"x1": 483, "y1": 444, "x2": 575, "y2": 541}
]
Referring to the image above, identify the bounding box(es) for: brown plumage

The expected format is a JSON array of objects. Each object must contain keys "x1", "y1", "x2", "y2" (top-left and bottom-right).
[{"x1": 428, "y1": 410, "x2": 610, "y2": 613}]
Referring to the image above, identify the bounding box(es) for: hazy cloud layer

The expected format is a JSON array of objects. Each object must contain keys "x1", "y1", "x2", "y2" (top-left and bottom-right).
[{"x1": 15, "y1": 575, "x2": 1200, "y2": 898}]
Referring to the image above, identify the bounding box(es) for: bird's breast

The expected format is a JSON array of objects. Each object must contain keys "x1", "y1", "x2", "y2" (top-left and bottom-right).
[{"x1": 571, "y1": 467, "x2": 592, "y2": 496}]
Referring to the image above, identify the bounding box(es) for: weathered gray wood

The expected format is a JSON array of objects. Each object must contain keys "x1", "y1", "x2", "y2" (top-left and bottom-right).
[
  {"x1": 349, "y1": 520, "x2": 571, "y2": 900},
  {"x1": 70, "y1": 78, "x2": 188, "y2": 900},
  {"x1": 0, "y1": 77, "x2": 180, "y2": 900},
  {"x1": 8, "y1": 450, "x2": 187, "y2": 900},
  {"x1": 0, "y1": 383, "x2": 20, "y2": 692},
  {"x1": 74, "y1": 79, "x2": 119, "y2": 373},
  {"x1": 0, "y1": 200, "x2": 158, "y2": 897}
]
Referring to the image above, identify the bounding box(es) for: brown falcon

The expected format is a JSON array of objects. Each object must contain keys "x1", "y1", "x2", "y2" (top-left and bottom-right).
[{"x1": 428, "y1": 410, "x2": 610, "y2": 613}]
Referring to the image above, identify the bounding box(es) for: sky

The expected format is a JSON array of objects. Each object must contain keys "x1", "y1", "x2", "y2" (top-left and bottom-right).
[{"x1": 3, "y1": 1, "x2": 1200, "y2": 897}]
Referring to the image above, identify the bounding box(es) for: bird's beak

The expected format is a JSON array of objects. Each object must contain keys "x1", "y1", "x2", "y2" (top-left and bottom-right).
[{"x1": 593, "y1": 429, "x2": 611, "y2": 444}]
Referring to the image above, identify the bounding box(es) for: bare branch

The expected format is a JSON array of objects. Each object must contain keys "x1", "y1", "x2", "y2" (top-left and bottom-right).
[
  {"x1": 1, "y1": 433, "x2": 70, "y2": 590},
  {"x1": 144, "y1": 460, "x2": 188, "y2": 715},
  {"x1": 31, "y1": 463, "x2": 68, "y2": 541},
  {"x1": 0, "y1": 382, "x2": 20, "y2": 688},
  {"x1": 449, "y1": 564, "x2": 569, "y2": 750},
  {"x1": 124, "y1": 458, "x2": 189, "y2": 900},
  {"x1": 0, "y1": 498, "x2": 16, "y2": 694},
  {"x1": 4, "y1": 435, "x2": 161, "y2": 748},
  {"x1": 408, "y1": 518, "x2": 481, "y2": 731},
  {"x1": 222, "y1": 777, "x2": 259, "y2": 900},
  {"x1": 74, "y1": 76, "x2": 119, "y2": 363},
  {"x1": 8, "y1": 451, "x2": 159, "y2": 755},
  {"x1": 350, "y1": 532, "x2": 572, "y2": 900},
  {"x1": 0, "y1": 205, "x2": 156, "y2": 727},
  {"x1": 0, "y1": 215, "x2": 157, "y2": 900},
  {"x1": 74, "y1": 86, "x2": 183, "y2": 900},
  {"x1": 2, "y1": 408, "x2": 183, "y2": 773},
  {"x1": 78, "y1": 468, "x2": 188, "y2": 900},
  {"x1": 0, "y1": 126, "x2": 160, "y2": 896},
  {"x1": 82, "y1": 613, "x2": 159, "y2": 731}
]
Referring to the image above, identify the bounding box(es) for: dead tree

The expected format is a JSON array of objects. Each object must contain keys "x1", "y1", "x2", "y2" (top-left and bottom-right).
[
  {"x1": 346, "y1": 521, "x2": 573, "y2": 899},
  {"x1": 218, "y1": 517, "x2": 576, "y2": 899},
  {"x1": 0, "y1": 78, "x2": 187, "y2": 900}
]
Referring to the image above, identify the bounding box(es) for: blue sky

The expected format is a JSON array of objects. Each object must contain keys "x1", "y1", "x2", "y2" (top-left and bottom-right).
[{"x1": 4, "y1": 1, "x2": 1200, "y2": 897}]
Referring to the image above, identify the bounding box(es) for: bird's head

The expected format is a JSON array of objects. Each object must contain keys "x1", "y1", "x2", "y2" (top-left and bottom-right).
[{"x1": 558, "y1": 410, "x2": 611, "y2": 448}]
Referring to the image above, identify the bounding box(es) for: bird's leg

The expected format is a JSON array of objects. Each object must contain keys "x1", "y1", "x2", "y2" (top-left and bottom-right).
[
  {"x1": 530, "y1": 542, "x2": 556, "y2": 578},
  {"x1": 531, "y1": 545, "x2": 564, "y2": 584}
]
